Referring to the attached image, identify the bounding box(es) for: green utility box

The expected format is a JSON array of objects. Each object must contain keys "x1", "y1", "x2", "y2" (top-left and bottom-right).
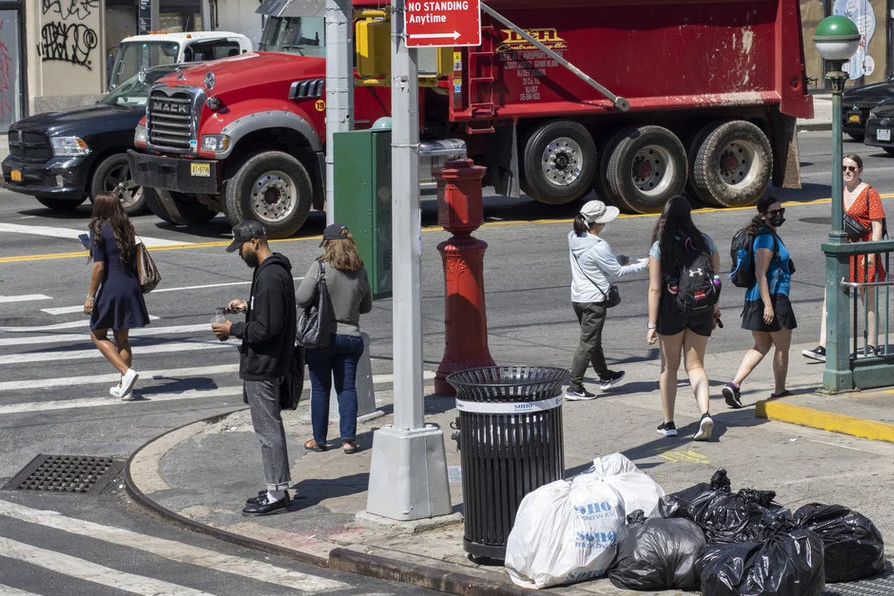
[{"x1": 331, "y1": 128, "x2": 393, "y2": 299}]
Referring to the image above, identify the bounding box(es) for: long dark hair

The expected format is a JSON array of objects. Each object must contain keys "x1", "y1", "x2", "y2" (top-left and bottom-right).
[
  {"x1": 572, "y1": 214, "x2": 590, "y2": 236},
  {"x1": 745, "y1": 194, "x2": 779, "y2": 236},
  {"x1": 89, "y1": 192, "x2": 136, "y2": 267},
  {"x1": 321, "y1": 227, "x2": 364, "y2": 272},
  {"x1": 651, "y1": 196, "x2": 709, "y2": 277}
]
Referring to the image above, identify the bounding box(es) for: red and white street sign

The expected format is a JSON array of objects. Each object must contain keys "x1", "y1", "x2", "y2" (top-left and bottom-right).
[{"x1": 405, "y1": 0, "x2": 481, "y2": 48}]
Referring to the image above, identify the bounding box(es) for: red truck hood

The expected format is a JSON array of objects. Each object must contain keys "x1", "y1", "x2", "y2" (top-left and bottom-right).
[{"x1": 156, "y1": 52, "x2": 324, "y2": 90}]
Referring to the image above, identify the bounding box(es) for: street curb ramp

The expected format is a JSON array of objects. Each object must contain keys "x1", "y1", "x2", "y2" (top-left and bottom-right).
[{"x1": 755, "y1": 397, "x2": 894, "y2": 444}]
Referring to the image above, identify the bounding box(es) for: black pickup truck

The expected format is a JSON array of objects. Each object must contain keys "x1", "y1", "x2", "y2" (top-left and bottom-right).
[{"x1": 2, "y1": 64, "x2": 188, "y2": 215}]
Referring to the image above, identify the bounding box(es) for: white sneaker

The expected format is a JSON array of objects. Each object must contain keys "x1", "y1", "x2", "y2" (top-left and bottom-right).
[
  {"x1": 109, "y1": 384, "x2": 123, "y2": 398},
  {"x1": 694, "y1": 414, "x2": 714, "y2": 441},
  {"x1": 119, "y1": 368, "x2": 139, "y2": 398}
]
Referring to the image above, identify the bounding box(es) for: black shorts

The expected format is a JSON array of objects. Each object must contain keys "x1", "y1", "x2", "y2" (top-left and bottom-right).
[
  {"x1": 656, "y1": 292, "x2": 714, "y2": 337},
  {"x1": 741, "y1": 294, "x2": 797, "y2": 332}
]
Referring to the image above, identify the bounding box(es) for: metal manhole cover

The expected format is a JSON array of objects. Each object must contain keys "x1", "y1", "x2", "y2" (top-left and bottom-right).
[
  {"x1": 2, "y1": 455, "x2": 124, "y2": 494},
  {"x1": 825, "y1": 569, "x2": 894, "y2": 595}
]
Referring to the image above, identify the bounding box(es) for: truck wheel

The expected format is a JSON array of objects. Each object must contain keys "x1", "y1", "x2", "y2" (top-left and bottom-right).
[
  {"x1": 35, "y1": 196, "x2": 86, "y2": 211},
  {"x1": 225, "y1": 151, "x2": 312, "y2": 238},
  {"x1": 520, "y1": 120, "x2": 597, "y2": 204},
  {"x1": 90, "y1": 153, "x2": 147, "y2": 216},
  {"x1": 604, "y1": 125, "x2": 686, "y2": 213},
  {"x1": 689, "y1": 120, "x2": 772, "y2": 208},
  {"x1": 144, "y1": 188, "x2": 217, "y2": 224}
]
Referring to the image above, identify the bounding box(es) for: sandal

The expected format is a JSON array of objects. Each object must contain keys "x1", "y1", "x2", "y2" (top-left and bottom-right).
[
  {"x1": 304, "y1": 438, "x2": 327, "y2": 452},
  {"x1": 342, "y1": 440, "x2": 357, "y2": 454}
]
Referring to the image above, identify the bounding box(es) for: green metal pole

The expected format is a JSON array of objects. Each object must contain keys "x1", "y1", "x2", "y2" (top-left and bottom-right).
[{"x1": 822, "y1": 66, "x2": 854, "y2": 392}]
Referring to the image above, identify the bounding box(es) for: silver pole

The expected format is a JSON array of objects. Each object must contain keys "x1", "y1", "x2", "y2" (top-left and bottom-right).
[{"x1": 325, "y1": 0, "x2": 355, "y2": 224}]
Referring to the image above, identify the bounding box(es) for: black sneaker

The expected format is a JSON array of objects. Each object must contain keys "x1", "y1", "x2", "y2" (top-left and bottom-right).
[
  {"x1": 801, "y1": 346, "x2": 826, "y2": 361},
  {"x1": 565, "y1": 386, "x2": 597, "y2": 401},
  {"x1": 242, "y1": 492, "x2": 290, "y2": 516},
  {"x1": 657, "y1": 421, "x2": 677, "y2": 437},
  {"x1": 694, "y1": 413, "x2": 714, "y2": 441},
  {"x1": 722, "y1": 383, "x2": 743, "y2": 409},
  {"x1": 599, "y1": 370, "x2": 626, "y2": 390}
]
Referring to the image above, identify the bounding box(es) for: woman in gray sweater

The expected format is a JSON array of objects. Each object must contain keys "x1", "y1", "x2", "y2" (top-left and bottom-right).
[{"x1": 297, "y1": 224, "x2": 372, "y2": 454}]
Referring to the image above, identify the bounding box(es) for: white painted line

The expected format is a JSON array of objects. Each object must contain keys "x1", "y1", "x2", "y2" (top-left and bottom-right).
[
  {"x1": 0, "y1": 586, "x2": 39, "y2": 595},
  {"x1": 0, "y1": 364, "x2": 238, "y2": 392},
  {"x1": 0, "y1": 323, "x2": 212, "y2": 347},
  {"x1": 41, "y1": 305, "x2": 90, "y2": 315},
  {"x1": 0, "y1": 315, "x2": 160, "y2": 333},
  {"x1": 0, "y1": 536, "x2": 210, "y2": 595},
  {"x1": 0, "y1": 386, "x2": 246, "y2": 414},
  {"x1": 150, "y1": 277, "x2": 303, "y2": 294},
  {"x1": 0, "y1": 499, "x2": 350, "y2": 592},
  {"x1": 0, "y1": 294, "x2": 52, "y2": 303},
  {"x1": 0, "y1": 223, "x2": 190, "y2": 247},
  {"x1": 0, "y1": 338, "x2": 237, "y2": 365}
]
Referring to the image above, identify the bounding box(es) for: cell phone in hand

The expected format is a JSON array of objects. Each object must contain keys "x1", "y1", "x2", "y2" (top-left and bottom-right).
[{"x1": 78, "y1": 233, "x2": 90, "y2": 249}]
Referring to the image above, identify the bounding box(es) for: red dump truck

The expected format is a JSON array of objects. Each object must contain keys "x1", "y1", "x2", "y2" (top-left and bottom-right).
[{"x1": 129, "y1": 0, "x2": 813, "y2": 237}]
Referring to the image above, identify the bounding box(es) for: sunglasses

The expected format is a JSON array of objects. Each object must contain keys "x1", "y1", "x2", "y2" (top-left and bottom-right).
[
  {"x1": 842, "y1": 165, "x2": 859, "y2": 172},
  {"x1": 767, "y1": 208, "x2": 785, "y2": 216}
]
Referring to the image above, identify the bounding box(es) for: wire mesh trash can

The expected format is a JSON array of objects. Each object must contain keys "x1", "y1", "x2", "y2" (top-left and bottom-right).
[{"x1": 447, "y1": 365, "x2": 568, "y2": 561}]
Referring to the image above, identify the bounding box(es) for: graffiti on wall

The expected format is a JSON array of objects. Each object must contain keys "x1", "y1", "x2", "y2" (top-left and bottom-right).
[
  {"x1": 38, "y1": 0, "x2": 99, "y2": 70},
  {"x1": 0, "y1": 20, "x2": 14, "y2": 124},
  {"x1": 833, "y1": 0, "x2": 875, "y2": 79}
]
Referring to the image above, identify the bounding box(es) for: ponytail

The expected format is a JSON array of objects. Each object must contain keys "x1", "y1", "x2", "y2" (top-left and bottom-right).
[{"x1": 573, "y1": 214, "x2": 590, "y2": 237}]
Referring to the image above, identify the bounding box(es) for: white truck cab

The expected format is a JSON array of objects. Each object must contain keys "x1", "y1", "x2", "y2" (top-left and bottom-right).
[{"x1": 108, "y1": 31, "x2": 253, "y2": 90}]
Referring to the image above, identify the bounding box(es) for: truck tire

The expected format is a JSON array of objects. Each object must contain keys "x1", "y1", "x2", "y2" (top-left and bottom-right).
[
  {"x1": 224, "y1": 151, "x2": 312, "y2": 238},
  {"x1": 689, "y1": 120, "x2": 772, "y2": 208},
  {"x1": 604, "y1": 125, "x2": 686, "y2": 213},
  {"x1": 520, "y1": 120, "x2": 597, "y2": 204},
  {"x1": 36, "y1": 196, "x2": 86, "y2": 211},
  {"x1": 90, "y1": 153, "x2": 147, "y2": 216},
  {"x1": 144, "y1": 188, "x2": 217, "y2": 224}
]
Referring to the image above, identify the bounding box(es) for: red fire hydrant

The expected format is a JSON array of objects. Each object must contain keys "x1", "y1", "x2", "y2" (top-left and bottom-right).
[{"x1": 434, "y1": 159, "x2": 495, "y2": 396}]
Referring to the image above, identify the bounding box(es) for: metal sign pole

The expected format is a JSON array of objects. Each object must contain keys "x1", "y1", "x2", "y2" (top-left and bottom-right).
[
  {"x1": 325, "y1": 0, "x2": 355, "y2": 224},
  {"x1": 365, "y1": 0, "x2": 452, "y2": 521}
]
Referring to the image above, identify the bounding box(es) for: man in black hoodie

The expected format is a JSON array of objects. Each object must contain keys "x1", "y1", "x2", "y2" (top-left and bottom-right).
[{"x1": 212, "y1": 220, "x2": 296, "y2": 516}]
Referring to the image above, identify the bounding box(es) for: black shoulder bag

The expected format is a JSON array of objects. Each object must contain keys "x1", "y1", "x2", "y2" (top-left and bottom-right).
[
  {"x1": 575, "y1": 254, "x2": 621, "y2": 308},
  {"x1": 296, "y1": 261, "x2": 334, "y2": 349}
]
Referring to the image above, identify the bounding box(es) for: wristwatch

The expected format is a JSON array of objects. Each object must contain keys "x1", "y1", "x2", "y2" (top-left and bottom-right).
[{"x1": 647, "y1": 322, "x2": 657, "y2": 330}]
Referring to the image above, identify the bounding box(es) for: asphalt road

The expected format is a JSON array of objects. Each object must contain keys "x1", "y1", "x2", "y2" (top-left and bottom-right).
[{"x1": 0, "y1": 129, "x2": 892, "y2": 593}]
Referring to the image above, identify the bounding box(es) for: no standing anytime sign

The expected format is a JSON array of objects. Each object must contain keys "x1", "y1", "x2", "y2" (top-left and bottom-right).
[{"x1": 405, "y1": 0, "x2": 481, "y2": 47}]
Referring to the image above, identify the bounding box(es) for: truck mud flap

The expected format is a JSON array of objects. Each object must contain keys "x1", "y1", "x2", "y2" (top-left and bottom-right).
[
  {"x1": 127, "y1": 150, "x2": 219, "y2": 195},
  {"x1": 771, "y1": 113, "x2": 800, "y2": 190}
]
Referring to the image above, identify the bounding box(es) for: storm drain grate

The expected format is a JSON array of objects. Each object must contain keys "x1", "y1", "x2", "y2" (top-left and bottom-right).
[
  {"x1": 825, "y1": 569, "x2": 894, "y2": 595},
  {"x1": 2, "y1": 455, "x2": 124, "y2": 494}
]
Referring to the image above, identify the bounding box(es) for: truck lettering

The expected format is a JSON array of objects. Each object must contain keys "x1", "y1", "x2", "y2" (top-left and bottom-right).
[{"x1": 151, "y1": 100, "x2": 190, "y2": 115}]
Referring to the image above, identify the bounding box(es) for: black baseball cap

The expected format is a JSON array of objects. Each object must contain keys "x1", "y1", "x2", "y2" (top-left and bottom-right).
[
  {"x1": 226, "y1": 220, "x2": 266, "y2": 252},
  {"x1": 320, "y1": 223, "x2": 348, "y2": 246}
]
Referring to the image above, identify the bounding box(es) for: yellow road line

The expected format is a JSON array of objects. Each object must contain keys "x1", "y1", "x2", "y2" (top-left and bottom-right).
[
  {"x1": 756, "y1": 398, "x2": 894, "y2": 444},
  {"x1": 5, "y1": 193, "x2": 891, "y2": 264}
]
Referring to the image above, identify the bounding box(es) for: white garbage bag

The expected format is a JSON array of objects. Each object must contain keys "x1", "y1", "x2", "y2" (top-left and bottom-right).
[
  {"x1": 505, "y1": 477, "x2": 626, "y2": 589},
  {"x1": 588, "y1": 453, "x2": 665, "y2": 518}
]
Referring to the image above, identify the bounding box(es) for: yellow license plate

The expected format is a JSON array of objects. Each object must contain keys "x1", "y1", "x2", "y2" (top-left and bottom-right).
[
  {"x1": 10, "y1": 169, "x2": 21, "y2": 182},
  {"x1": 190, "y1": 162, "x2": 211, "y2": 177},
  {"x1": 848, "y1": 114, "x2": 861, "y2": 123}
]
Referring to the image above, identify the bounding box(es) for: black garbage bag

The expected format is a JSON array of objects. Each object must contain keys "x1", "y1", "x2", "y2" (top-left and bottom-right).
[
  {"x1": 697, "y1": 528, "x2": 825, "y2": 596},
  {"x1": 794, "y1": 503, "x2": 885, "y2": 582},
  {"x1": 686, "y1": 487, "x2": 793, "y2": 544},
  {"x1": 608, "y1": 510, "x2": 706, "y2": 591},
  {"x1": 659, "y1": 468, "x2": 731, "y2": 518}
]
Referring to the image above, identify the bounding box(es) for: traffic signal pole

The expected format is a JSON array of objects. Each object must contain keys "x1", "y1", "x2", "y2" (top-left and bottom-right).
[{"x1": 325, "y1": 0, "x2": 354, "y2": 224}]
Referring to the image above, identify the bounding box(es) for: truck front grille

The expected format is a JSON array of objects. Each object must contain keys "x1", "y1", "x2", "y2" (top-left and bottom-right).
[
  {"x1": 148, "y1": 90, "x2": 194, "y2": 151},
  {"x1": 8, "y1": 130, "x2": 53, "y2": 162}
]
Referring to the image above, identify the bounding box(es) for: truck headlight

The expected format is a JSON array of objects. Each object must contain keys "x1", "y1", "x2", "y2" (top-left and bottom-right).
[
  {"x1": 50, "y1": 136, "x2": 91, "y2": 157},
  {"x1": 134, "y1": 123, "x2": 148, "y2": 145},
  {"x1": 201, "y1": 134, "x2": 230, "y2": 152}
]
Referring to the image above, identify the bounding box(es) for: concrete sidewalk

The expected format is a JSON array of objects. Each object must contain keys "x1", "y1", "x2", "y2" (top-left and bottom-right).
[{"x1": 125, "y1": 337, "x2": 894, "y2": 595}]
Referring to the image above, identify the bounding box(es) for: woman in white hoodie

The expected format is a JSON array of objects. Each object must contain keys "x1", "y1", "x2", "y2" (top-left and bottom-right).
[{"x1": 566, "y1": 200, "x2": 648, "y2": 400}]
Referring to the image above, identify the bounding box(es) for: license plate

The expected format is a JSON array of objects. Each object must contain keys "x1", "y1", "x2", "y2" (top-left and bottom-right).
[
  {"x1": 190, "y1": 162, "x2": 211, "y2": 177},
  {"x1": 10, "y1": 169, "x2": 21, "y2": 182},
  {"x1": 878, "y1": 129, "x2": 891, "y2": 142},
  {"x1": 848, "y1": 113, "x2": 861, "y2": 123}
]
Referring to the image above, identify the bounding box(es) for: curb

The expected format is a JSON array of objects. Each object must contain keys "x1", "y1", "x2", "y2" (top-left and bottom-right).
[
  {"x1": 755, "y1": 398, "x2": 894, "y2": 443},
  {"x1": 797, "y1": 122, "x2": 832, "y2": 132}
]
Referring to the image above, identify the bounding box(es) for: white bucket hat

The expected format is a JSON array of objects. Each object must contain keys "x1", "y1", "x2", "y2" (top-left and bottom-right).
[{"x1": 579, "y1": 200, "x2": 619, "y2": 225}]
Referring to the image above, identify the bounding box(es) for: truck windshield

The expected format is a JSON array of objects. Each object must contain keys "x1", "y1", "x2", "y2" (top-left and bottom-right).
[
  {"x1": 101, "y1": 65, "x2": 182, "y2": 108},
  {"x1": 259, "y1": 16, "x2": 325, "y2": 57},
  {"x1": 109, "y1": 41, "x2": 180, "y2": 89}
]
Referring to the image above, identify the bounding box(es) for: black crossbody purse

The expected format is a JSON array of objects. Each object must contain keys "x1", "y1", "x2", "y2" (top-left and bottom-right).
[{"x1": 575, "y1": 255, "x2": 621, "y2": 308}]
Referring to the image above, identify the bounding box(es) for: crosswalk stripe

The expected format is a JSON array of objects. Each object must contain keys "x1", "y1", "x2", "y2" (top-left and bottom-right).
[
  {"x1": 0, "y1": 294, "x2": 51, "y2": 303},
  {"x1": 0, "y1": 536, "x2": 210, "y2": 595},
  {"x1": 0, "y1": 223, "x2": 191, "y2": 247},
  {"x1": 0, "y1": 386, "x2": 245, "y2": 414},
  {"x1": 0, "y1": 499, "x2": 349, "y2": 592},
  {"x1": 0, "y1": 586, "x2": 39, "y2": 595},
  {"x1": 0, "y1": 315, "x2": 160, "y2": 333},
  {"x1": 0, "y1": 364, "x2": 238, "y2": 392},
  {"x1": 0, "y1": 338, "x2": 238, "y2": 365},
  {"x1": 0, "y1": 323, "x2": 213, "y2": 347}
]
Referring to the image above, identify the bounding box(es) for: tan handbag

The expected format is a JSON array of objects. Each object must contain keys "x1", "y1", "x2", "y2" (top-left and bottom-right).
[{"x1": 135, "y1": 242, "x2": 161, "y2": 293}]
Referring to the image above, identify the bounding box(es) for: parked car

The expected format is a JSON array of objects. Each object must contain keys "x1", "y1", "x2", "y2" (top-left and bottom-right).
[
  {"x1": 842, "y1": 76, "x2": 894, "y2": 141},
  {"x1": 2, "y1": 64, "x2": 190, "y2": 215},
  {"x1": 862, "y1": 98, "x2": 894, "y2": 155}
]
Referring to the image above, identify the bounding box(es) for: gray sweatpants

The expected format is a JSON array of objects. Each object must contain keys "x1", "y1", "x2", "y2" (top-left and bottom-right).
[{"x1": 244, "y1": 378, "x2": 290, "y2": 491}]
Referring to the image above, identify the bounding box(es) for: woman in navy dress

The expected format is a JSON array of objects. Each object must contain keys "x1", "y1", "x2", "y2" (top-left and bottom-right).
[{"x1": 83, "y1": 192, "x2": 149, "y2": 399}]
